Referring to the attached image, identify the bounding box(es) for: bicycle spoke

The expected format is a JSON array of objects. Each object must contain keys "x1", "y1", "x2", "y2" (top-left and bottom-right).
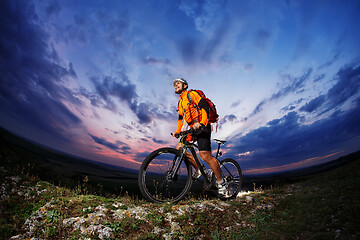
[
  {"x1": 138, "y1": 148, "x2": 192, "y2": 203},
  {"x1": 219, "y1": 158, "x2": 242, "y2": 199}
]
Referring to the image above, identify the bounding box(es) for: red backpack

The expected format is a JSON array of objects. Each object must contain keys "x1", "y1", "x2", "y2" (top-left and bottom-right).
[{"x1": 187, "y1": 89, "x2": 219, "y2": 124}]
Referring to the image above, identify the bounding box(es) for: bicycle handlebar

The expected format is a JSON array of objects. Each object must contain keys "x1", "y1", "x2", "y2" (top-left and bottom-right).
[{"x1": 172, "y1": 126, "x2": 206, "y2": 139}]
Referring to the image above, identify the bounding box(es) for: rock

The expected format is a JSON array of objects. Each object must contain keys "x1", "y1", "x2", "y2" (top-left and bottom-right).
[
  {"x1": 245, "y1": 196, "x2": 253, "y2": 204},
  {"x1": 171, "y1": 222, "x2": 181, "y2": 232}
]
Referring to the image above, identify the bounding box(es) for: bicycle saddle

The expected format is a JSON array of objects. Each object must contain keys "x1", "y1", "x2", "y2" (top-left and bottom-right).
[{"x1": 213, "y1": 139, "x2": 227, "y2": 144}]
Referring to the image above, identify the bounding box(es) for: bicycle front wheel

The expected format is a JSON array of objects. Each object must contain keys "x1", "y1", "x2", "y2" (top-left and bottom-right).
[
  {"x1": 220, "y1": 158, "x2": 242, "y2": 199},
  {"x1": 138, "y1": 147, "x2": 193, "y2": 203}
]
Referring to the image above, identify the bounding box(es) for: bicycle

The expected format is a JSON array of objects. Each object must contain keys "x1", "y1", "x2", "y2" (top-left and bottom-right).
[{"x1": 138, "y1": 128, "x2": 242, "y2": 203}]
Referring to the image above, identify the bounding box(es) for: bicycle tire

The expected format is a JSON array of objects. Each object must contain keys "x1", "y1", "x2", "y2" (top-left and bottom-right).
[
  {"x1": 138, "y1": 147, "x2": 193, "y2": 203},
  {"x1": 219, "y1": 158, "x2": 242, "y2": 199}
]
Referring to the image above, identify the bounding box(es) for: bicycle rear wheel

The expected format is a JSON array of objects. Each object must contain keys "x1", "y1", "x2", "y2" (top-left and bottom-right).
[
  {"x1": 138, "y1": 147, "x2": 193, "y2": 203},
  {"x1": 220, "y1": 158, "x2": 242, "y2": 199}
]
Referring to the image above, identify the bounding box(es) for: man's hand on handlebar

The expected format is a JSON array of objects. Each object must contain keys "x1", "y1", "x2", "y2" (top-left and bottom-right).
[
  {"x1": 171, "y1": 132, "x2": 180, "y2": 138},
  {"x1": 192, "y1": 122, "x2": 202, "y2": 130},
  {"x1": 193, "y1": 123, "x2": 205, "y2": 135},
  {"x1": 171, "y1": 124, "x2": 205, "y2": 138}
]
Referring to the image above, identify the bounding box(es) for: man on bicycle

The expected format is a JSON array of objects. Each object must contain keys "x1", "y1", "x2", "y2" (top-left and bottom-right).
[{"x1": 172, "y1": 78, "x2": 228, "y2": 197}]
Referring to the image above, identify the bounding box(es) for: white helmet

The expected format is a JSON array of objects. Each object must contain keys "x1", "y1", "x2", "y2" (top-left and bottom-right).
[{"x1": 173, "y1": 78, "x2": 188, "y2": 85}]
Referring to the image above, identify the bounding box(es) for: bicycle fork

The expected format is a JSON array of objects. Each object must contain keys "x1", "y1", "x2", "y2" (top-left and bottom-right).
[{"x1": 168, "y1": 147, "x2": 187, "y2": 181}]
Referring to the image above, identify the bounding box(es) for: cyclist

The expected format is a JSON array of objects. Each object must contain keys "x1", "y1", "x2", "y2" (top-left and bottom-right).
[{"x1": 172, "y1": 78, "x2": 228, "y2": 197}]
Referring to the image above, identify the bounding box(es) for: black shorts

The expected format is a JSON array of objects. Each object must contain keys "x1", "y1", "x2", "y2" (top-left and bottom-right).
[{"x1": 194, "y1": 125, "x2": 212, "y2": 151}]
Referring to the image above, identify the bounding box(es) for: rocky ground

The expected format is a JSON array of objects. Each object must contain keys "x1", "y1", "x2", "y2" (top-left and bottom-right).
[{"x1": 1, "y1": 164, "x2": 285, "y2": 240}]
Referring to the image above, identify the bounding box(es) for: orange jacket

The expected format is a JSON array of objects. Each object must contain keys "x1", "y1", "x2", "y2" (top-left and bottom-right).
[{"x1": 175, "y1": 90, "x2": 209, "y2": 133}]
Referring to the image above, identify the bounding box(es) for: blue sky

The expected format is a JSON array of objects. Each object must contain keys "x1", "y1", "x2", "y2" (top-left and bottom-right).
[{"x1": 1, "y1": 0, "x2": 359, "y2": 175}]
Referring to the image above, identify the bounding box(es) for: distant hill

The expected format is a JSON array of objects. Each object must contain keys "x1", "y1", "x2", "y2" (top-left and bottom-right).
[
  {"x1": 0, "y1": 127, "x2": 139, "y2": 195},
  {"x1": 244, "y1": 149, "x2": 359, "y2": 181},
  {"x1": 242, "y1": 150, "x2": 360, "y2": 189}
]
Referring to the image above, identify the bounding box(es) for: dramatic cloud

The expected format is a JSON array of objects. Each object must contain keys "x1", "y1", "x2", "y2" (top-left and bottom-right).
[
  {"x1": 84, "y1": 74, "x2": 174, "y2": 124},
  {"x1": 299, "y1": 95, "x2": 326, "y2": 113},
  {"x1": 300, "y1": 64, "x2": 360, "y2": 114},
  {"x1": 152, "y1": 138, "x2": 168, "y2": 144},
  {"x1": 250, "y1": 100, "x2": 267, "y2": 117},
  {"x1": 230, "y1": 102, "x2": 360, "y2": 168},
  {"x1": 313, "y1": 73, "x2": 326, "y2": 83},
  {"x1": 249, "y1": 69, "x2": 313, "y2": 117},
  {"x1": 327, "y1": 65, "x2": 360, "y2": 109},
  {"x1": 318, "y1": 54, "x2": 340, "y2": 70},
  {"x1": 221, "y1": 114, "x2": 237, "y2": 125},
  {"x1": 89, "y1": 75, "x2": 137, "y2": 112},
  {"x1": 201, "y1": 19, "x2": 230, "y2": 62},
  {"x1": 228, "y1": 74, "x2": 360, "y2": 173},
  {"x1": 271, "y1": 68, "x2": 312, "y2": 101},
  {"x1": 134, "y1": 102, "x2": 152, "y2": 124},
  {"x1": 0, "y1": 0, "x2": 82, "y2": 142},
  {"x1": 177, "y1": 0, "x2": 231, "y2": 64},
  {"x1": 238, "y1": 63, "x2": 360, "y2": 171},
  {"x1": 89, "y1": 134, "x2": 131, "y2": 154},
  {"x1": 85, "y1": 74, "x2": 153, "y2": 123}
]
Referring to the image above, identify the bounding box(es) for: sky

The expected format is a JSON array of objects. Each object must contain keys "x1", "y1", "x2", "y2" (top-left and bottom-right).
[{"x1": 1, "y1": 0, "x2": 360, "y2": 175}]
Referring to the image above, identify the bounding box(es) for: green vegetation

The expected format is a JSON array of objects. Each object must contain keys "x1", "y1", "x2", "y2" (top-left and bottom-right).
[{"x1": 259, "y1": 159, "x2": 360, "y2": 240}]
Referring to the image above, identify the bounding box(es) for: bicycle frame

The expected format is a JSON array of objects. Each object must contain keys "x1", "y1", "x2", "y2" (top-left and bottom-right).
[{"x1": 174, "y1": 133, "x2": 224, "y2": 187}]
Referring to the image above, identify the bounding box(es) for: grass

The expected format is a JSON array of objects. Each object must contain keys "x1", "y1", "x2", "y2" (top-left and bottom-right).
[{"x1": 239, "y1": 157, "x2": 360, "y2": 240}]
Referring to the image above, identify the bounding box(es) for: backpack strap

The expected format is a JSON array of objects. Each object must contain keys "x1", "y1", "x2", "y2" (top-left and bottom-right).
[
  {"x1": 186, "y1": 90, "x2": 201, "y2": 124},
  {"x1": 186, "y1": 89, "x2": 193, "y2": 103},
  {"x1": 187, "y1": 90, "x2": 201, "y2": 111},
  {"x1": 187, "y1": 89, "x2": 200, "y2": 106}
]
